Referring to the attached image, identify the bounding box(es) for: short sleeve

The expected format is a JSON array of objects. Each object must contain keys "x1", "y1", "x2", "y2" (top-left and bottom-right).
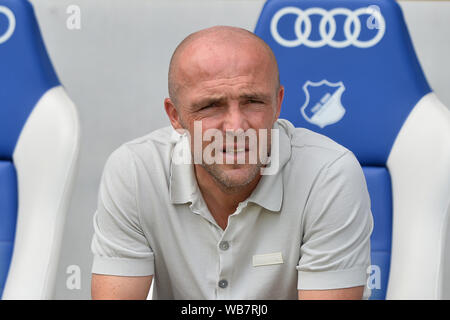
[
  {"x1": 297, "y1": 151, "x2": 373, "y2": 296},
  {"x1": 91, "y1": 145, "x2": 155, "y2": 276}
]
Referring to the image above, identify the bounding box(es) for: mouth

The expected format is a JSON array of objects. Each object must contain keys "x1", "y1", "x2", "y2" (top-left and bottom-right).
[
  {"x1": 222, "y1": 145, "x2": 249, "y2": 154},
  {"x1": 218, "y1": 144, "x2": 253, "y2": 165}
]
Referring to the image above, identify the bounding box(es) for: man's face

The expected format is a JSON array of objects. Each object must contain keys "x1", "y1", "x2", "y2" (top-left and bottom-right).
[{"x1": 167, "y1": 39, "x2": 283, "y2": 190}]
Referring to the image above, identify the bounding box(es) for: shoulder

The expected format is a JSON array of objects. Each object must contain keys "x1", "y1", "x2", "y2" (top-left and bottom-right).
[
  {"x1": 104, "y1": 125, "x2": 178, "y2": 179},
  {"x1": 114, "y1": 125, "x2": 177, "y2": 161},
  {"x1": 277, "y1": 119, "x2": 353, "y2": 172},
  {"x1": 122, "y1": 125, "x2": 178, "y2": 154}
]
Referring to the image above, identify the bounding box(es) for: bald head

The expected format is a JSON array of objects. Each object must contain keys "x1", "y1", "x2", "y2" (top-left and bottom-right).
[{"x1": 168, "y1": 26, "x2": 280, "y2": 107}]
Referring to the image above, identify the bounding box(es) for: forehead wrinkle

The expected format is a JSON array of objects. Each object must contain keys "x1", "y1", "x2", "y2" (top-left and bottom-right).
[
  {"x1": 195, "y1": 79, "x2": 273, "y2": 100},
  {"x1": 190, "y1": 89, "x2": 273, "y2": 111},
  {"x1": 197, "y1": 75, "x2": 262, "y2": 90}
]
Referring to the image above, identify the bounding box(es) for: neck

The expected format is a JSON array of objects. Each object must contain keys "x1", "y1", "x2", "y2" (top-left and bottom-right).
[{"x1": 194, "y1": 164, "x2": 261, "y2": 229}]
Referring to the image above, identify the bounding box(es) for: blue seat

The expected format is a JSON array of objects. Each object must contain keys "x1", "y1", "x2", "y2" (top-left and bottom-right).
[
  {"x1": 0, "y1": 0, "x2": 80, "y2": 299},
  {"x1": 255, "y1": 0, "x2": 450, "y2": 299}
]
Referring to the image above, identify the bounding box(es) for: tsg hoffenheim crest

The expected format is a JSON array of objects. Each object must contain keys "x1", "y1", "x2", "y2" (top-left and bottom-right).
[{"x1": 300, "y1": 80, "x2": 346, "y2": 128}]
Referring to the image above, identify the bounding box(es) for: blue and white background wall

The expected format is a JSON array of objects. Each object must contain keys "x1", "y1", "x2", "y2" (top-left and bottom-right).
[{"x1": 26, "y1": 0, "x2": 450, "y2": 299}]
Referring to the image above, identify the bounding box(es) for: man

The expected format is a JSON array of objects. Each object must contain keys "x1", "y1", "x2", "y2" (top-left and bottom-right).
[{"x1": 91, "y1": 26, "x2": 373, "y2": 300}]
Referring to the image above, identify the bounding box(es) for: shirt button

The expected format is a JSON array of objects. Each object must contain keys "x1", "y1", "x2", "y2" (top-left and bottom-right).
[
  {"x1": 218, "y1": 279, "x2": 228, "y2": 289},
  {"x1": 219, "y1": 241, "x2": 230, "y2": 251}
]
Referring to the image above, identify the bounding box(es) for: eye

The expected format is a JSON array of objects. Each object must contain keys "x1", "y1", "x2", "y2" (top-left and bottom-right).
[
  {"x1": 200, "y1": 103, "x2": 214, "y2": 110},
  {"x1": 247, "y1": 99, "x2": 263, "y2": 105}
]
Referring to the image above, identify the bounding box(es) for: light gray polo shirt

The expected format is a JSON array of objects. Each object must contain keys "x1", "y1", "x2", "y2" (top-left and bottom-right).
[{"x1": 91, "y1": 119, "x2": 373, "y2": 299}]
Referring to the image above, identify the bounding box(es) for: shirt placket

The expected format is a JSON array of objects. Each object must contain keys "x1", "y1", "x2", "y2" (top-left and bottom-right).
[{"x1": 215, "y1": 201, "x2": 247, "y2": 299}]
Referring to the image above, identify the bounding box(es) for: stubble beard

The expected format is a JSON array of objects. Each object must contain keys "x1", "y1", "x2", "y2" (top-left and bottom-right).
[
  {"x1": 200, "y1": 161, "x2": 264, "y2": 194},
  {"x1": 180, "y1": 116, "x2": 273, "y2": 193},
  {"x1": 200, "y1": 139, "x2": 272, "y2": 193}
]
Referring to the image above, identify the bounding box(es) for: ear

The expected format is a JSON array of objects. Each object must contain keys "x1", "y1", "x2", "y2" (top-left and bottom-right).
[
  {"x1": 274, "y1": 85, "x2": 284, "y2": 120},
  {"x1": 164, "y1": 98, "x2": 184, "y2": 131}
]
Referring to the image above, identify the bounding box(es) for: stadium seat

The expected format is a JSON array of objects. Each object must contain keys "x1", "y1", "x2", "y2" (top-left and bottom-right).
[
  {"x1": 255, "y1": 0, "x2": 450, "y2": 299},
  {"x1": 0, "y1": 0, "x2": 80, "y2": 299}
]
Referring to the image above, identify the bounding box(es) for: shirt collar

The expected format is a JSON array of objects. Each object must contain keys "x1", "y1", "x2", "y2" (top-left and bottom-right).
[
  {"x1": 169, "y1": 130, "x2": 198, "y2": 204},
  {"x1": 246, "y1": 121, "x2": 291, "y2": 212},
  {"x1": 169, "y1": 120, "x2": 292, "y2": 212}
]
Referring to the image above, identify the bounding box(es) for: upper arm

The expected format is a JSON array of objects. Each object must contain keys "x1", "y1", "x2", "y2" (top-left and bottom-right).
[
  {"x1": 91, "y1": 146, "x2": 155, "y2": 282},
  {"x1": 297, "y1": 151, "x2": 373, "y2": 296},
  {"x1": 91, "y1": 274, "x2": 153, "y2": 300},
  {"x1": 298, "y1": 286, "x2": 364, "y2": 300}
]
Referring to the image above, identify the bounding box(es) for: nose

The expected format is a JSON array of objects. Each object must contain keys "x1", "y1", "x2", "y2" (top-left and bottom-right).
[{"x1": 222, "y1": 101, "x2": 249, "y2": 134}]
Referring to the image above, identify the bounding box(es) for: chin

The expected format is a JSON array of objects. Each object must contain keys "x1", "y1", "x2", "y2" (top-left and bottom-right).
[{"x1": 205, "y1": 163, "x2": 261, "y2": 191}]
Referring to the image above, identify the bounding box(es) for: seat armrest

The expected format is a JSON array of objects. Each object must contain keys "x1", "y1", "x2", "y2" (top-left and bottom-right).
[
  {"x1": 2, "y1": 86, "x2": 80, "y2": 299},
  {"x1": 386, "y1": 92, "x2": 450, "y2": 299}
]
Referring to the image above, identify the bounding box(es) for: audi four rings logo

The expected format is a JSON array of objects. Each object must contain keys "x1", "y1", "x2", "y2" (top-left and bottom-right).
[
  {"x1": 270, "y1": 6, "x2": 386, "y2": 48},
  {"x1": 0, "y1": 6, "x2": 15, "y2": 45}
]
